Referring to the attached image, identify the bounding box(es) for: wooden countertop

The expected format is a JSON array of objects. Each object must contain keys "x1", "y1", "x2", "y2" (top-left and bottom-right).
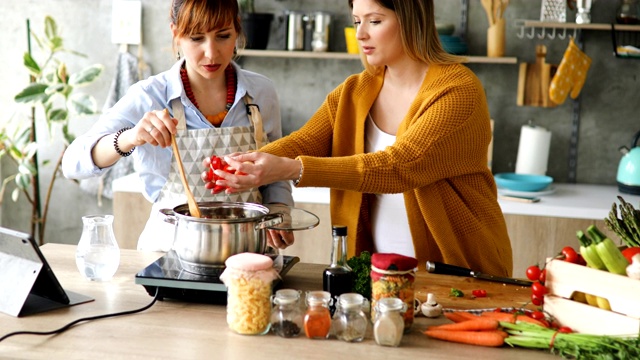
[{"x1": 0, "y1": 244, "x2": 555, "y2": 359}]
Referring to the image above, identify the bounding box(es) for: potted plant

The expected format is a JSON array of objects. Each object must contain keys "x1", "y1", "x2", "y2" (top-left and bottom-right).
[
  {"x1": 0, "y1": 16, "x2": 103, "y2": 245},
  {"x1": 238, "y1": 0, "x2": 274, "y2": 50}
]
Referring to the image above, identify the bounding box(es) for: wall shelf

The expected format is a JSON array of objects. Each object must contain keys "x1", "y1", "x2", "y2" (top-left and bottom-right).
[
  {"x1": 238, "y1": 49, "x2": 518, "y2": 64},
  {"x1": 515, "y1": 20, "x2": 640, "y2": 40}
]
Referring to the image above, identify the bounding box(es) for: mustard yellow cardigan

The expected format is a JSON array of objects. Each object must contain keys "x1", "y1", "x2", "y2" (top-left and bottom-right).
[{"x1": 261, "y1": 64, "x2": 513, "y2": 276}]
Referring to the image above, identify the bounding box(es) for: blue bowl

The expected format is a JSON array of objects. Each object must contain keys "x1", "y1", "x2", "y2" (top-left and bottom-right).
[{"x1": 494, "y1": 173, "x2": 553, "y2": 192}]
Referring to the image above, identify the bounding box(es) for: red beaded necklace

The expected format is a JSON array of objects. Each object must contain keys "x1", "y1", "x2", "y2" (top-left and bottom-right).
[{"x1": 180, "y1": 65, "x2": 236, "y2": 126}]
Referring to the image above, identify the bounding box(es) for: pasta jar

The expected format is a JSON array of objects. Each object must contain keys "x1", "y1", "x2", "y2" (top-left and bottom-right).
[
  {"x1": 270, "y1": 289, "x2": 304, "y2": 338},
  {"x1": 373, "y1": 297, "x2": 406, "y2": 347},
  {"x1": 332, "y1": 293, "x2": 368, "y2": 342},
  {"x1": 303, "y1": 290, "x2": 332, "y2": 339},
  {"x1": 220, "y1": 253, "x2": 279, "y2": 335},
  {"x1": 370, "y1": 253, "x2": 418, "y2": 332}
]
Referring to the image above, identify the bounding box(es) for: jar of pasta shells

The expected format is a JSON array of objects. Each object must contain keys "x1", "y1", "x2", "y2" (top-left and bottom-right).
[
  {"x1": 370, "y1": 253, "x2": 418, "y2": 333},
  {"x1": 220, "y1": 253, "x2": 279, "y2": 335}
]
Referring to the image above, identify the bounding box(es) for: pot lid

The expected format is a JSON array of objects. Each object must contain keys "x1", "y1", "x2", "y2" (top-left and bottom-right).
[{"x1": 265, "y1": 205, "x2": 320, "y2": 231}]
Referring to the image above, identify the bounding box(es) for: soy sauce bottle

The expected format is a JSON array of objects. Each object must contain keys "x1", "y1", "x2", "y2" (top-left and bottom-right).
[{"x1": 323, "y1": 225, "x2": 354, "y2": 315}]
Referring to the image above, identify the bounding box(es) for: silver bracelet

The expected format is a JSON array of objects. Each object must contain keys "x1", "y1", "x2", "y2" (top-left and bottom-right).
[{"x1": 293, "y1": 160, "x2": 303, "y2": 186}]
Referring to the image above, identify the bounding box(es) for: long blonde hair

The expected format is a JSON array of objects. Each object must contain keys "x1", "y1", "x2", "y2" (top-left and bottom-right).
[{"x1": 347, "y1": 0, "x2": 465, "y2": 73}]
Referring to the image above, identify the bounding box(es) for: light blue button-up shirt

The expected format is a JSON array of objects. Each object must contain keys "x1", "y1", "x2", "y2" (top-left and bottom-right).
[{"x1": 62, "y1": 60, "x2": 292, "y2": 206}]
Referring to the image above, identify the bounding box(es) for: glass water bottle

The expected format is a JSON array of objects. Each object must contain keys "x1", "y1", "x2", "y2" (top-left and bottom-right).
[{"x1": 322, "y1": 225, "x2": 354, "y2": 314}]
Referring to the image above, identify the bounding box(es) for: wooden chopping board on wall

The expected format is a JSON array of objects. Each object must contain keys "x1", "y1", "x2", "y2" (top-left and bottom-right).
[{"x1": 517, "y1": 45, "x2": 558, "y2": 108}]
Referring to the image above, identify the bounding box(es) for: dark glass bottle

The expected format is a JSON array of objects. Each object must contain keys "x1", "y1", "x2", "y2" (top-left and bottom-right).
[{"x1": 322, "y1": 225, "x2": 354, "y2": 314}]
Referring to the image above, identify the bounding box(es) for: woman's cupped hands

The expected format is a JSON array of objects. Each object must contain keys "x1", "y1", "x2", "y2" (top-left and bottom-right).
[{"x1": 201, "y1": 152, "x2": 294, "y2": 194}]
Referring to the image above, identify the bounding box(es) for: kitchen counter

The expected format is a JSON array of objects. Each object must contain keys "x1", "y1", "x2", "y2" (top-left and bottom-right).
[
  {"x1": 0, "y1": 244, "x2": 555, "y2": 360},
  {"x1": 293, "y1": 183, "x2": 640, "y2": 220}
]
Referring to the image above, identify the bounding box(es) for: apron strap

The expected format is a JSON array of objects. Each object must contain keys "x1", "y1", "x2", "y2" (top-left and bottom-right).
[
  {"x1": 171, "y1": 98, "x2": 187, "y2": 132},
  {"x1": 243, "y1": 94, "x2": 264, "y2": 149}
]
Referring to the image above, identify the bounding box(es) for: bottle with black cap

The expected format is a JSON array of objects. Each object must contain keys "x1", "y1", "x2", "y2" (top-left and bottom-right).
[{"x1": 322, "y1": 225, "x2": 354, "y2": 315}]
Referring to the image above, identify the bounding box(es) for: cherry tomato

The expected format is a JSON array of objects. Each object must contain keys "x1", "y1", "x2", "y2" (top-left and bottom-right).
[
  {"x1": 531, "y1": 281, "x2": 547, "y2": 298},
  {"x1": 561, "y1": 246, "x2": 579, "y2": 264},
  {"x1": 539, "y1": 269, "x2": 547, "y2": 284},
  {"x1": 558, "y1": 326, "x2": 573, "y2": 334},
  {"x1": 526, "y1": 265, "x2": 541, "y2": 281},
  {"x1": 212, "y1": 185, "x2": 226, "y2": 194},
  {"x1": 531, "y1": 293, "x2": 543, "y2": 306},
  {"x1": 472, "y1": 289, "x2": 487, "y2": 298},
  {"x1": 210, "y1": 156, "x2": 223, "y2": 170},
  {"x1": 530, "y1": 310, "x2": 545, "y2": 321},
  {"x1": 223, "y1": 164, "x2": 236, "y2": 174},
  {"x1": 205, "y1": 169, "x2": 214, "y2": 182},
  {"x1": 622, "y1": 247, "x2": 640, "y2": 264},
  {"x1": 576, "y1": 253, "x2": 587, "y2": 266}
]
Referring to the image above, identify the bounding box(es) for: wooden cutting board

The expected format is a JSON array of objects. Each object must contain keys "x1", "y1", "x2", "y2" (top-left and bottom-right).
[
  {"x1": 517, "y1": 45, "x2": 558, "y2": 108},
  {"x1": 414, "y1": 271, "x2": 536, "y2": 311}
]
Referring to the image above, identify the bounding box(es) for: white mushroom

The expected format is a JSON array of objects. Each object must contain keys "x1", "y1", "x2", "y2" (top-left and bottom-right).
[
  {"x1": 421, "y1": 293, "x2": 443, "y2": 318},
  {"x1": 626, "y1": 253, "x2": 640, "y2": 280}
]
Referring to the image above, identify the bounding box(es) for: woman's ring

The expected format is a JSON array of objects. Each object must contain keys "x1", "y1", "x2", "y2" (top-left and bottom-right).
[{"x1": 146, "y1": 126, "x2": 154, "y2": 133}]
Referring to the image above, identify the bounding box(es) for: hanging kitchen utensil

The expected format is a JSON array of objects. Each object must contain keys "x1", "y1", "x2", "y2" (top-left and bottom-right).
[
  {"x1": 517, "y1": 45, "x2": 558, "y2": 107},
  {"x1": 481, "y1": 0, "x2": 495, "y2": 25},
  {"x1": 168, "y1": 109, "x2": 201, "y2": 218}
]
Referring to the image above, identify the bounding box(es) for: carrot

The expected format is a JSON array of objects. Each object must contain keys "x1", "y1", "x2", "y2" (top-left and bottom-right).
[
  {"x1": 427, "y1": 318, "x2": 499, "y2": 332},
  {"x1": 443, "y1": 312, "x2": 474, "y2": 323},
  {"x1": 423, "y1": 329, "x2": 505, "y2": 347},
  {"x1": 480, "y1": 311, "x2": 547, "y2": 327}
]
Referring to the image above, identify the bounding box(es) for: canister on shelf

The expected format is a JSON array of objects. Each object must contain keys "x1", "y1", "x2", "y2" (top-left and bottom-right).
[
  {"x1": 370, "y1": 253, "x2": 418, "y2": 332},
  {"x1": 220, "y1": 253, "x2": 279, "y2": 335}
]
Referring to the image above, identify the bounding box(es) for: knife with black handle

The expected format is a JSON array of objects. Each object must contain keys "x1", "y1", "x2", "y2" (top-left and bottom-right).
[{"x1": 425, "y1": 261, "x2": 532, "y2": 287}]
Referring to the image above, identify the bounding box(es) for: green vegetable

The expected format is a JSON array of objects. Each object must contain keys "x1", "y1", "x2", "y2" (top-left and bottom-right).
[
  {"x1": 502, "y1": 321, "x2": 640, "y2": 359},
  {"x1": 576, "y1": 230, "x2": 606, "y2": 270},
  {"x1": 605, "y1": 196, "x2": 640, "y2": 248},
  {"x1": 587, "y1": 225, "x2": 630, "y2": 275},
  {"x1": 449, "y1": 288, "x2": 464, "y2": 297},
  {"x1": 347, "y1": 251, "x2": 371, "y2": 300}
]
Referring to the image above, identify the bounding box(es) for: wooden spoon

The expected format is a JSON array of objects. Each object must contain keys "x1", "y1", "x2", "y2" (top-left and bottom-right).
[
  {"x1": 481, "y1": 0, "x2": 494, "y2": 26},
  {"x1": 167, "y1": 110, "x2": 201, "y2": 218}
]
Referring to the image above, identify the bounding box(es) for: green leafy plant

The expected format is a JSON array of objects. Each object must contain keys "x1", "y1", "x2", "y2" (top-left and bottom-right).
[
  {"x1": 0, "y1": 16, "x2": 103, "y2": 244},
  {"x1": 347, "y1": 251, "x2": 372, "y2": 300},
  {"x1": 238, "y1": 0, "x2": 255, "y2": 13}
]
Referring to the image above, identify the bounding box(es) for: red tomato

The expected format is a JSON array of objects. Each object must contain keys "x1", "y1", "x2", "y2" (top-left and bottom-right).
[
  {"x1": 526, "y1": 265, "x2": 541, "y2": 281},
  {"x1": 561, "y1": 246, "x2": 579, "y2": 264},
  {"x1": 622, "y1": 247, "x2": 640, "y2": 264},
  {"x1": 531, "y1": 281, "x2": 547, "y2": 298},
  {"x1": 210, "y1": 156, "x2": 223, "y2": 170},
  {"x1": 539, "y1": 268, "x2": 547, "y2": 284},
  {"x1": 212, "y1": 185, "x2": 226, "y2": 194},
  {"x1": 472, "y1": 289, "x2": 487, "y2": 298},
  {"x1": 223, "y1": 164, "x2": 236, "y2": 174},
  {"x1": 530, "y1": 310, "x2": 545, "y2": 321},
  {"x1": 531, "y1": 293, "x2": 543, "y2": 306},
  {"x1": 576, "y1": 253, "x2": 587, "y2": 266},
  {"x1": 558, "y1": 326, "x2": 573, "y2": 334},
  {"x1": 205, "y1": 169, "x2": 214, "y2": 182}
]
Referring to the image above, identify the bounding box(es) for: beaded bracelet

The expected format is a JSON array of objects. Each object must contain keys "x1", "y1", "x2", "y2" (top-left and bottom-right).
[
  {"x1": 114, "y1": 127, "x2": 135, "y2": 157},
  {"x1": 293, "y1": 160, "x2": 303, "y2": 186}
]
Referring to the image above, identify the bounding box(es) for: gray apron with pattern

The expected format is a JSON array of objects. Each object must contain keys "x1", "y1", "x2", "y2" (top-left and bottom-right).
[{"x1": 137, "y1": 96, "x2": 267, "y2": 251}]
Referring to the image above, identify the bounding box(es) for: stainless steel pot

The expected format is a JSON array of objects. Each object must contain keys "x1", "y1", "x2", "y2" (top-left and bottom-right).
[{"x1": 160, "y1": 202, "x2": 283, "y2": 275}]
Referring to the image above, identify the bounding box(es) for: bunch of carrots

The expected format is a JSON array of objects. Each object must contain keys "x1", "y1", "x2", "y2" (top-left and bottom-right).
[{"x1": 423, "y1": 310, "x2": 549, "y2": 347}]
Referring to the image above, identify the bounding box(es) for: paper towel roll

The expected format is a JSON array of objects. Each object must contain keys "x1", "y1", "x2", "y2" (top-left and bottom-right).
[{"x1": 515, "y1": 125, "x2": 552, "y2": 175}]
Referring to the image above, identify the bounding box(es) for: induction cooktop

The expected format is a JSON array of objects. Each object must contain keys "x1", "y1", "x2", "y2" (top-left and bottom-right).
[{"x1": 134, "y1": 250, "x2": 299, "y2": 304}]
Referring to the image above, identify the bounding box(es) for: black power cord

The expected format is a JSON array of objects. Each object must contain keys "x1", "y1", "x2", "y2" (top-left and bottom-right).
[{"x1": 0, "y1": 287, "x2": 160, "y2": 343}]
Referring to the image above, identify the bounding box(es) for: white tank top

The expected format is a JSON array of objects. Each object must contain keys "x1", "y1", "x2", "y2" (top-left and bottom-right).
[{"x1": 365, "y1": 115, "x2": 415, "y2": 258}]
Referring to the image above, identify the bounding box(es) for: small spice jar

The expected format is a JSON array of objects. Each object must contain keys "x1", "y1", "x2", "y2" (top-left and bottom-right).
[
  {"x1": 332, "y1": 293, "x2": 368, "y2": 342},
  {"x1": 373, "y1": 297, "x2": 406, "y2": 347},
  {"x1": 303, "y1": 290, "x2": 332, "y2": 339},
  {"x1": 219, "y1": 253, "x2": 279, "y2": 335},
  {"x1": 270, "y1": 289, "x2": 304, "y2": 338},
  {"x1": 370, "y1": 253, "x2": 418, "y2": 333}
]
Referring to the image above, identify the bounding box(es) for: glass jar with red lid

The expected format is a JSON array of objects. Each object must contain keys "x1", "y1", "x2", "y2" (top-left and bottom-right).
[{"x1": 370, "y1": 253, "x2": 418, "y2": 332}]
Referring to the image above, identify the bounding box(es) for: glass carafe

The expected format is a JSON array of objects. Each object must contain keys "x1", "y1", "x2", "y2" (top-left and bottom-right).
[{"x1": 75, "y1": 215, "x2": 120, "y2": 281}]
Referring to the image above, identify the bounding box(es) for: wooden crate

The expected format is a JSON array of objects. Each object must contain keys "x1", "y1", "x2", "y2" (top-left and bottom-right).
[{"x1": 543, "y1": 258, "x2": 640, "y2": 335}]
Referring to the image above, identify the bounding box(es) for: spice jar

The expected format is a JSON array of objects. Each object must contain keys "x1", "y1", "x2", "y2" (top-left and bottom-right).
[
  {"x1": 219, "y1": 253, "x2": 279, "y2": 335},
  {"x1": 332, "y1": 293, "x2": 368, "y2": 342},
  {"x1": 270, "y1": 289, "x2": 304, "y2": 338},
  {"x1": 370, "y1": 253, "x2": 418, "y2": 333},
  {"x1": 303, "y1": 290, "x2": 332, "y2": 339},
  {"x1": 373, "y1": 297, "x2": 406, "y2": 347}
]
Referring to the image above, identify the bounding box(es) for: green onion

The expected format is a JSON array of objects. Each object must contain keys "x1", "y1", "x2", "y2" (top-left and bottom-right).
[{"x1": 500, "y1": 322, "x2": 640, "y2": 359}]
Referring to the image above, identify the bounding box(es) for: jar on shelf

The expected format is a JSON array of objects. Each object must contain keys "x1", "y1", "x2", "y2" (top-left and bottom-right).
[
  {"x1": 303, "y1": 290, "x2": 332, "y2": 339},
  {"x1": 219, "y1": 253, "x2": 279, "y2": 335},
  {"x1": 370, "y1": 253, "x2": 419, "y2": 333},
  {"x1": 270, "y1": 289, "x2": 303, "y2": 338},
  {"x1": 332, "y1": 293, "x2": 368, "y2": 342},
  {"x1": 373, "y1": 297, "x2": 406, "y2": 347},
  {"x1": 617, "y1": 0, "x2": 640, "y2": 24}
]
